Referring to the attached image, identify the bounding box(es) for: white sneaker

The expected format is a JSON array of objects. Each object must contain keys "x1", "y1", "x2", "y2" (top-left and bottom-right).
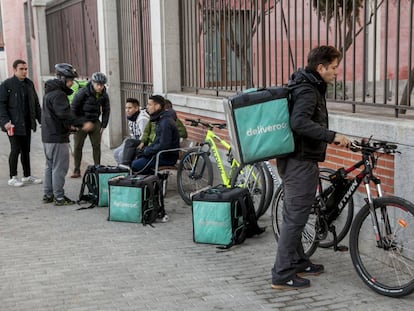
[
  {"x1": 8, "y1": 176, "x2": 24, "y2": 187},
  {"x1": 22, "y1": 176, "x2": 43, "y2": 184},
  {"x1": 160, "y1": 214, "x2": 169, "y2": 223}
]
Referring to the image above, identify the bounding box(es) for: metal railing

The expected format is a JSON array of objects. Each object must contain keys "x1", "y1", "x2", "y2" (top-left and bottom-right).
[{"x1": 179, "y1": 0, "x2": 414, "y2": 117}]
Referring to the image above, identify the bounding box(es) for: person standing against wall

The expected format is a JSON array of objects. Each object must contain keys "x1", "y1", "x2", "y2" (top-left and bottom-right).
[
  {"x1": 70, "y1": 72, "x2": 110, "y2": 178},
  {"x1": 271, "y1": 46, "x2": 351, "y2": 290},
  {"x1": 0, "y1": 59, "x2": 42, "y2": 187}
]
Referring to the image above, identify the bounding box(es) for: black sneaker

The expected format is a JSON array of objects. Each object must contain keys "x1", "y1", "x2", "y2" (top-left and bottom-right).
[
  {"x1": 54, "y1": 196, "x2": 75, "y2": 206},
  {"x1": 271, "y1": 275, "x2": 310, "y2": 290},
  {"x1": 297, "y1": 263, "x2": 325, "y2": 276},
  {"x1": 42, "y1": 194, "x2": 54, "y2": 204}
]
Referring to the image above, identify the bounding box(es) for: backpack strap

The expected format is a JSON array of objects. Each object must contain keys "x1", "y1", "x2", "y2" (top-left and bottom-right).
[
  {"x1": 141, "y1": 176, "x2": 164, "y2": 226},
  {"x1": 217, "y1": 190, "x2": 248, "y2": 250},
  {"x1": 76, "y1": 167, "x2": 99, "y2": 210}
]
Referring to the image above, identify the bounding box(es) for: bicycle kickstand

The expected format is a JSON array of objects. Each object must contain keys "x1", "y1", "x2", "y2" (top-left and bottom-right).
[{"x1": 330, "y1": 225, "x2": 349, "y2": 252}]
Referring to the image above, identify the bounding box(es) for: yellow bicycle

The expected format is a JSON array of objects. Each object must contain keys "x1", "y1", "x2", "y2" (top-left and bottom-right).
[{"x1": 177, "y1": 119, "x2": 267, "y2": 215}]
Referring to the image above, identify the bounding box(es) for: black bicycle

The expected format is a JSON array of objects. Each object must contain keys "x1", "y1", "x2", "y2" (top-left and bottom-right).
[{"x1": 272, "y1": 138, "x2": 414, "y2": 297}]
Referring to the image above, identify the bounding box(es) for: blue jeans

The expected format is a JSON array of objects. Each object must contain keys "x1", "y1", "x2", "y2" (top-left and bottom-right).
[{"x1": 131, "y1": 155, "x2": 176, "y2": 174}]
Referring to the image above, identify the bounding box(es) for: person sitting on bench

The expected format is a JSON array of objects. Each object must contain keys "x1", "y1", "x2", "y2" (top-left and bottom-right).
[{"x1": 130, "y1": 95, "x2": 180, "y2": 174}]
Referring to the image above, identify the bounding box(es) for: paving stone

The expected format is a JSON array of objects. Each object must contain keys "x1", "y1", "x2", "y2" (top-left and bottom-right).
[{"x1": 1, "y1": 132, "x2": 414, "y2": 310}]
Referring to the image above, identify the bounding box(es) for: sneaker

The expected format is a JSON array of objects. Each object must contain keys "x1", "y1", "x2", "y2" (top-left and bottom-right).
[
  {"x1": 160, "y1": 214, "x2": 169, "y2": 223},
  {"x1": 8, "y1": 176, "x2": 24, "y2": 187},
  {"x1": 70, "y1": 170, "x2": 81, "y2": 178},
  {"x1": 22, "y1": 176, "x2": 42, "y2": 184},
  {"x1": 271, "y1": 275, "x2": 310, "y2": 290},
  {"x1": 297, "y1": 263, "x2": 325, "y2": 276},
  {"x1": 42, "y1": 194, "x2": 54, "y2": 204},
  {"x1": 54, "y1": 196, "x2": 76, "y2": 206}
]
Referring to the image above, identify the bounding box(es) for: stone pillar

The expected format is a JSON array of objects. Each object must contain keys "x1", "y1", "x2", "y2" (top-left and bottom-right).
[
  {"x1": 150, "y1": 0, "x2": 181, "y2": 95},
  {"x1": 31, "y1": 0, "x2": 49, "y2": 97},
  {"x1": 97, "y1": 0, "x2": 122, "y2": 148}
]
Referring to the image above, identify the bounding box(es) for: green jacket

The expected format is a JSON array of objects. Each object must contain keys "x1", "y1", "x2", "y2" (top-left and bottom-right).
[{"x1": 68, "y1": 79, "x2": 88, "y2": 104}]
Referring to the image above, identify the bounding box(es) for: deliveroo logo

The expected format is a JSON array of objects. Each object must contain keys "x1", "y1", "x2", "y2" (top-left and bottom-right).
[{"x1": 246, "y1": 123, "x2": 288, "y2": 136}]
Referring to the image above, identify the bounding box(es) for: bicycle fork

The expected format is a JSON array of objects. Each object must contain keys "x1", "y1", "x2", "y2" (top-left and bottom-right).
[{"x1": 364, "y1": 176, "x2": 391, "y2": 249}]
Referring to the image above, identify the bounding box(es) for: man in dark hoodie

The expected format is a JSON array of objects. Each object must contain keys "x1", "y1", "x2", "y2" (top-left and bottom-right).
[
  {"x1": 271, "y1": 46, "x2": 351, "y2": 290},
  {"x1": 41, "y1": 63, "x2": 93, "y2": 206},
  {"x1": 70, "y1": 72, "x2": 110, "y2": 178},
  {"x1": 130, "y1": 95, "x2": 179, "y2": 174}
]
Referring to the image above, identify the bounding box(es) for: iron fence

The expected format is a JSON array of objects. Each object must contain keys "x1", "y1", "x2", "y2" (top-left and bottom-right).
[{"x1": 180, "y1": 0, "x2": 414, "y2": 117}]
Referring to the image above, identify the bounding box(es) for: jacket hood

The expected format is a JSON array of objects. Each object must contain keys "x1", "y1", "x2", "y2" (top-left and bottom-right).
[
  {"x1": 44, "y1": 79, "x2": 73, "y2": 95},
  {"x1": 288, "y1": 67, "x2": 327, "y2": 94}
]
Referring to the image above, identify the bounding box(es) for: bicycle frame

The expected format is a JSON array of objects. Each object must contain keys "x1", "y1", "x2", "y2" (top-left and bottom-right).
[
  {"x1": 203, "y1": 128, "x2": 239, "y2": 187},
  {"x1": 321, "y1": 146, "x2": 390, "y2": 249}
]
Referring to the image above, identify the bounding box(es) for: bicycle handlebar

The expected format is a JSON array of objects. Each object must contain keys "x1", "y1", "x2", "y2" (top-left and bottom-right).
[
  {"x1": 185, "y1": 118, "x2": 227, "y2": 130},
  {"x1": 350, "y1": 138, "x2": 399, "y2": 155}
]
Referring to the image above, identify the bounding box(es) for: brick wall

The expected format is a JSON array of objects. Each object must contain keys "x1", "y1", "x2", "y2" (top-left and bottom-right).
[{"x1": 177, "y1": 111, "x2": 395, "y2": 196}]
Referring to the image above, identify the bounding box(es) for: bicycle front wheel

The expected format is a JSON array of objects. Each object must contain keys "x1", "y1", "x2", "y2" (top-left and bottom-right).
[
  {"x1": 271, "y1": 185, "x2": 319, "y2": 257},
  {"x1": 349, "y1": 196, "x2": 414, "y2": 297},
  {"x1": 230, "y1": 162, "x2": 266, "y2": 219},
  {"x1": 177, "y1": 150, "x2": 214, "y2": 205}
]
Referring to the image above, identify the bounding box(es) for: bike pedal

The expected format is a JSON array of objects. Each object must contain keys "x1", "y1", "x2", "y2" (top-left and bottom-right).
[{"x1": 335, "y1": 245, "x2": 349, "y2": 252}]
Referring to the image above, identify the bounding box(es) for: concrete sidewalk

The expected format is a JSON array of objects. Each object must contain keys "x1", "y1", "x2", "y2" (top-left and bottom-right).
[{"x1": 0, "y1": 131, "x2": 414, "y2": 311}]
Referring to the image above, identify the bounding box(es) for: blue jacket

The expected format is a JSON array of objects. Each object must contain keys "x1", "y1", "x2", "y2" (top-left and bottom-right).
[{"x1": 143, "y1": 110, "x2": 180, "y2": 163}]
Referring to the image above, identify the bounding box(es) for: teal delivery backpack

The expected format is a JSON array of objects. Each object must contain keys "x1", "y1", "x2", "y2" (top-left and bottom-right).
[
  {"x1": 191, "y1": 186, "x2": 265, "y2": 249},
  {"x1": 224, "y1": 86, "x2": 294, "y2": 164},
  {"x1": 77, "y1": 165, "x2": 130, "y2": 209},
  {"x1": 108, "y1": 175, "x2": 164, "y2": 225}
]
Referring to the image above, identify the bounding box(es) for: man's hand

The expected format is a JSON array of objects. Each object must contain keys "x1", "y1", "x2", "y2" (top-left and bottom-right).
[
  {"x1": 137, "y1": 142, "x2": 144, "y2": 150},
  {"x1": 4, "y1": 121, "x2": 13, "y2": 130},
  {"x1": 333, "y1": 133, "x2": 351, "y2": 148},
  {"x1": 100, "y1": 127, "x2": 105, "y2": 135},
  {"x1": 82, "y1": 121, "x2": 94, "y2": 132}
]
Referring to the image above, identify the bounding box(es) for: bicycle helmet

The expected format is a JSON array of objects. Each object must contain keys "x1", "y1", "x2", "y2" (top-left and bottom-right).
[
  {"x1": 55, "y1": 63, "x2": 78, "y2": 79},
  {"x1": 91, "y1": 72, "x2": 107, "y2": 84}
]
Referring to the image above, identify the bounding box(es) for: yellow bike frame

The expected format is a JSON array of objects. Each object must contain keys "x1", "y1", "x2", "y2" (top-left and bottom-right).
[{"x1": 203, "y1": 128, "x2": 240, "y2": 187}]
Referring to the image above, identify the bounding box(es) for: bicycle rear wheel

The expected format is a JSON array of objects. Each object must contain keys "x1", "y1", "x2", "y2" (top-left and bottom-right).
[
  {"x1": 258, "y1": 161, "x2": 275, "y2": 218},
  {"x1": 271, "y1": 185, "x2": 319, "y2": 257},
  {"x1": 230, "y1": 163, "x2": 266, "y2": 219},
  {"x1": 318, "y1": 168, "x2": 354, "y2": 248},
  {"x1": 349, "y1": 196, "x2": 414, "y2": 297},
  {"x1": 177, "y1": 150, "x2": 214, "y2": 205}
]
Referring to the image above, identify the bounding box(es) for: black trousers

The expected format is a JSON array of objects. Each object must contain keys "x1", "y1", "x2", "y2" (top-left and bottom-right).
[
  {"x1": 271, "y1": 157, "x2": 319, "y2": 284},
  {"x1": 8, "y1": 133, "x2": 32, "y2": 178}
]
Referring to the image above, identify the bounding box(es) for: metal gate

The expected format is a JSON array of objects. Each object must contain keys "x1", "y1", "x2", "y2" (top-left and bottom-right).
[
  {"x1": 45, "y1": 0, "x2": 99, "y2": 77},
  {"x1": 116, "y1": 0, "x2": 153, "y2": 108}
]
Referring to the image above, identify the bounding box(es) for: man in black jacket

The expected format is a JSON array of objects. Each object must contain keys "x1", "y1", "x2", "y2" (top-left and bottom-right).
[
  {"x1": 41, "y1": 63, "x2": 93, "y2": 206},
  {"x1": 0, "y1": 59, "x2": 42, "y2": 187},
  {"x1": 271, "y1": 46, "x2": 351, "y2": 290},
  {"x1": 70, "y1": 72, "x2": 110, "y2": 178}
]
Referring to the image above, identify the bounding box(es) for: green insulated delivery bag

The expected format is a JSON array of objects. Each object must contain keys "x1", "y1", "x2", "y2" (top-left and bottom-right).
[
  {"x1": 192, "y1": 185, "x2": 264, "y2": 249},
  {"x1": 77, "y1": 165, "x2": 130, "y2": 209},
  {"x1": 108, "y1": 175, "x2": 164, "y2": 225},
  {"x1": 224, "y1": 86, "x2": 294, "y2": 164},
  {"x1": 96, "y1": 166, "x2": 130, "y2": 207}
]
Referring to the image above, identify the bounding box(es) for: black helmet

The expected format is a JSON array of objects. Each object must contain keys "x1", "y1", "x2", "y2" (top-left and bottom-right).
[
  {"x1": 55, "y1": 63, "x2": 78, "y2": 79},
  {"x1": 91, "y1": 72, "x2": 107, "y2": 84}
]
